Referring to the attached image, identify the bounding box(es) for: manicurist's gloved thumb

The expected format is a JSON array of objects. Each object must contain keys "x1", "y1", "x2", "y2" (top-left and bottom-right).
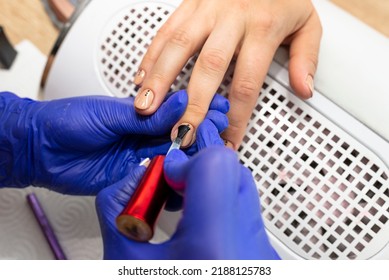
[{"x1": 164, "y1": 147, "x2": 280, "y2": 259}]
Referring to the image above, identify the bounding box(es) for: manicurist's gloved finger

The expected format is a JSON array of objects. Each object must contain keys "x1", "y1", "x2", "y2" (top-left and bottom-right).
[
  {"x1": 203, "y1": 109, "x2": 229, "y2": 133},
  {"x1": 104, "y1": 90, "x2": 188, "y2": 136},
  {"x1": 235, "y1": 166, "x2": 281, "y2": 259},
  {"x1": 164, "y1": 149, "x2": 189, "y2": 193},
  {"x1": 165, "y1": 147, "x2": 242, "y2": 259},
  {"x1": 194, "y1": 117, "x2": 226, "y2": 150},
  {"x1": 164, "y1": 147, "x2": 280, "y2": 259},
  {"x1": 208, "y1": 93, "x2": 230, "y2": 114}
]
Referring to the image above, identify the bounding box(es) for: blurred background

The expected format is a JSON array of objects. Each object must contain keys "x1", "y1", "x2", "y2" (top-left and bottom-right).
[{"x1": 0, "y1": 0, "x2": 388, "y2": 56}]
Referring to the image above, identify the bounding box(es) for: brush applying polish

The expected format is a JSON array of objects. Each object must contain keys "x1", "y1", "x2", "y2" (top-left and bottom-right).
[{"x1": 116, "y1": 124, "x2": 191, "y2": 242}]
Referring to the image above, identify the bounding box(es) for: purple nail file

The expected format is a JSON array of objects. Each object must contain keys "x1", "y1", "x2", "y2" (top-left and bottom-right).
[{"x1": 26, "y1": 193, "x2": 67, "y2": 260}]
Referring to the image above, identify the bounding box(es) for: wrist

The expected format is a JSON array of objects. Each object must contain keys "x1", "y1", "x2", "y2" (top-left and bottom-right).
[{"x1": 0, "y1": 92, "x2": 39, "y2": 188}]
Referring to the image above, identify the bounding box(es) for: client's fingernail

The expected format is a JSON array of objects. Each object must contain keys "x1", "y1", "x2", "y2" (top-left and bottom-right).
[
  {"x1": 134, "y1": 69, "x2": 145, "y2": 85},
  {"x1": 134, "y1": 89, "x2": 154, "y2": 110},
  {"x1": 171, "y1": 123, "x2": 195, "y2": 148},
  {"x1": 306, "y1": 75, "x2": 314, "y2": 98},
  {"x1": 223, "y1": 139, "x2": 235, "y2": 149}
]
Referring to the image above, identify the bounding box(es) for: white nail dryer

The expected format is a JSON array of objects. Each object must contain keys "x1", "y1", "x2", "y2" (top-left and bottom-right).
[{"x1": 1, "y1": 0, "x2": 387, "y2": 259}]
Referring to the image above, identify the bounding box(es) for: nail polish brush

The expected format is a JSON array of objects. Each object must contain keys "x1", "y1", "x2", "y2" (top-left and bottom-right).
[{"x1": 116, "y1": 124, "x2": 191, "y2": 242}]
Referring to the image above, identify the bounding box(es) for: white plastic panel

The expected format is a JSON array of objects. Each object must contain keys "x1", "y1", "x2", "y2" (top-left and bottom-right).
[
  {"x1": 240, "y1": 78, "x2": 389, "y2": 259},
  {"x1": 97, "y1": 3, "x2": 177, "y2": 97}
]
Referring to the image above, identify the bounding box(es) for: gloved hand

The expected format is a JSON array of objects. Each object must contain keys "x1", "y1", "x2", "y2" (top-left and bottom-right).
[
  {"x1": 0, "y1": 91, "x2": 228, "y2": 194},
  {"x1": 96, "y1": 146, "x2": 280, "y2": 259}
]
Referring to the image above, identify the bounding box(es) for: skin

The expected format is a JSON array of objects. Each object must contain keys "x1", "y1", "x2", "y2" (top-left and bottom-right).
[{"x1": 133, "y1": 0, "x2": 322, "y2": 150}]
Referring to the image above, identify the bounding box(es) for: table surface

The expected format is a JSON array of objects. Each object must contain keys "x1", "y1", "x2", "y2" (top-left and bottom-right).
[{"x1": 0, "y1": 0, "x2": 388, "y2": 55}]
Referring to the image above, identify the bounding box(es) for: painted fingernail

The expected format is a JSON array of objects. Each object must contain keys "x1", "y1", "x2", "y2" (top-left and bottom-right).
[
  {"x1": 134, "y1": 69, "x2": 145, "y2": 85},
  {"x1": 306, "y1": 75, "x2": 314, "y2": 98},
  {"x1": 134, "y1": 89, "x2": 154, "y2": 110},
  {"x1": 171, "y1": 123, "x2": 195, "y2": 148},
  {"x1": 223, "y1": 139, "x2": 235, "y2": 149}
]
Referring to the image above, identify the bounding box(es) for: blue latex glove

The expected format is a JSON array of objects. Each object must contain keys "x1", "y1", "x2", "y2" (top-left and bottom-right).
[
  {"x1": 96, "y1": 145, "x2": 280, "y2": 259},
  {"x1": 0, "y1": 90, "x2": 228, "y2": 194}
]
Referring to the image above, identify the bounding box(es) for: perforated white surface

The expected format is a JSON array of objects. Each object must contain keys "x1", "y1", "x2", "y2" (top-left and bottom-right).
[
  {"x1": 98, "y1": 3, "x2": 176, "y2": 97},
  {"x1": 241, "y1": 80, "x2": 389, "y2": 259},
  {"x1": 95, "y1": 1, "x2": 389, "y2": 260}
]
